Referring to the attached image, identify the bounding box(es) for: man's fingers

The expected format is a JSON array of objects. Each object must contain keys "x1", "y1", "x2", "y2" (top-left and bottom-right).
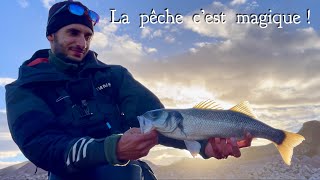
[
  {"x1": 142, "y1": 129, "x2": 158, "y2": 138},
  {"x1": 132, "y1": 129, "x2": 158, "y2": 143},
  {"x1": 141, "y1": 136, "x2": 158, "y2": 157},
  {"x1": 230, "y1": 137, "x2": 241, "y2": 158},
  {"x1": 214, "y1": 138, "x2": 221, "y2": 144},
  {"x1": 245, "y1": 132, "x2": 253, "y2": 146},
  {"x1": 237, "y1": 132, "x2": 253, "y2": 148},
  {"x1": 117, "y1": 128, "x2": 159, "y2": 160},
  {"x1": 137, "y1": 133, "x2": 158, "y2": 149},
  {"x1": 220, "y1": 138, "x2": 228, "y2": 158},
  {"x1": 126, "y1": 127, "x2": 142, "y2": 134},
  {"x1": 143, "y1": 139, "x2": 158, "y2": 155},
  {"x1": 206, "y1": 135, "x2": 250, "y2": 160},
  {"x1": 211, "y1": 138, "x2": 224, "y2": 159}
]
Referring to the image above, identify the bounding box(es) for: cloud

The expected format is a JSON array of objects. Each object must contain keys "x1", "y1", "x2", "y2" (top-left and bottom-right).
[
  {"x1": 290, "y1": 28, "x2": 320, "y2": 51},
  {"x1": 195, "y1": 42, "x2": 214, "y2": 48},
  {"x1": 230, "y1": 0, "x2": 247, "y2": 6},
  {"x1": 141, "y1": 27, "x2": 152, "y2": 39},
  {"x1": 183, "y1": 2, "x2": 250, "y2": 39},
  {"x1": 0, "y1": 112, "x2": 9, "y2": 136},
  {"x1": 91, "y1": 32, "x2": 109, "y2": 49},
  {"x1": 137, "y1": 78, "x2": 216, "y2": 108},
  {"x1": 0, "y1": 78, "x2": 15, "y2": 87},
  {"x1": 0, "y1": 161, "x2": 22, "y2": 169},
  {"x1": 141, "y1": 27, "x2": 163, "y2": 39},
  {"x1": 189, "y1": 48, "x2": 198, "y2": 54},
  {"x1": 0, "y1": 151, "x2": 21, "y2": 159},
  {"x1": 188, "y1": 41, "x2": 218, "y2": 53},
  {"x1": 145, "y1": 47, "x2": 157, "y2": 54},
  {"x1": 255, "y1": 106, "x2": 320, "y2": 126},
  {"x1": 0, "y1": 111, "x2": 21, "y2": 156},
  {"x1": 89, "y1": 2, "x2": 320, "y2": 132},
  {"x1": 0, "y1": 133, "x2": 11, "y2": 141},
  {"x1": 18, "y1": 0, "x2": 29, "y2": 8},
  {"x1": 153, "y1": 30, "x2": 163, "y2": 38},
  {"x1": 90, "y1": 18, "x2": 120, "y2": 50},
  {"x1": 164, "y1": 36, "x2": 175, "y2": 43},
  {"x1": 91, "y1": 18, "x2": 156, "y2": 65},
  {"x1": 245, "y1": 1, "x2": 259, "y2": 11},
  {"x1": 0, "y1": 111, "x2": 27, "y2": 169},
  {"x1": 95, "y1": 16, "x2": 320, "y2": 126},
  {"x1": 41, "y1": 0, "x2": 57, "y2": 9},
  {"x1": 98, "y1": 35, "x2": 144, "y2": 63},
  {"x1": 126, "y1": 23, "x2": 320, "y2": 109}
]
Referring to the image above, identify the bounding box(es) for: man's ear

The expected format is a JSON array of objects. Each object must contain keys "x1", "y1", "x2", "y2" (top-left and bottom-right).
[{"x1": 47, "y1": 34, "x2": 54, "y2": 42}]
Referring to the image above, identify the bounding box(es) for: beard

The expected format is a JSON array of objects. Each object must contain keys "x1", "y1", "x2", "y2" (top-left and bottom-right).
[
  {"x1": 51, "y1": 34, "x2": 88, "y2": 62},
  {"x1": 52, "y1": 35, "x2": 69, "y2": 60}
]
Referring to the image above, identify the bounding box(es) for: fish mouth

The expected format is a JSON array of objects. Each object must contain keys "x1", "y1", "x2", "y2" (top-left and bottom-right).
[
  {"x1": 137, "y1": 116, "x2": 153, "y2": 134},
  {"x1": 137, "y1": 116, "x2": 144, "y2": 133}
]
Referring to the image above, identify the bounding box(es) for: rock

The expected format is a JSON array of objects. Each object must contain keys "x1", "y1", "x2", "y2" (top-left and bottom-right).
[
  {"x1": 295, "y1": 120, "x2": 320, "y2": 156},
  {"x1": 310, "y1": 155, "x2": 320, "y2": 167},
  {"x1": 0, "y1": 161, "x2": 47, "y2": 180},
  {"x1": 309, "y1": 170, "x2": 320, "y2": 180}
]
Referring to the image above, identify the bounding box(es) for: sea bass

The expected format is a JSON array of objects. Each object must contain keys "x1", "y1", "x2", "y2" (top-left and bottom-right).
[{"x1": 137, "y1": 100, "x2": 305, "y2": 165}]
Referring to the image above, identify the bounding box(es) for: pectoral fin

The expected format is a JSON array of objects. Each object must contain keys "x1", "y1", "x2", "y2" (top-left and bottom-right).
[{"x1": 184, "y1": 140, "x2": 201, "y2": 157}]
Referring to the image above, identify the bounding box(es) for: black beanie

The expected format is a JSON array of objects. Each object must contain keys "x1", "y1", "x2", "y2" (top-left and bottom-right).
[{"x1": 46, "y1": 1, "x2": 94, "y2": 36}]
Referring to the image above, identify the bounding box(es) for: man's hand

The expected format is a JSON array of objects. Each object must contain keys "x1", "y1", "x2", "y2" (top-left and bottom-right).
[
  {"x1": 204, "y1": 132, "x2": 253, "y2": 159},
  {"x1": 116, "y1": 128, "x2": 158, "y2": 161}
]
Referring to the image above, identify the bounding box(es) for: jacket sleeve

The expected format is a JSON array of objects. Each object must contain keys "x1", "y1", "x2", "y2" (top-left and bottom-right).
[
  {"x1": 5, "y1": 84, "x2": 124, "y2": 176},
  {"x1": 113, "y1": 66, "x2": 187, "y2": 149}
]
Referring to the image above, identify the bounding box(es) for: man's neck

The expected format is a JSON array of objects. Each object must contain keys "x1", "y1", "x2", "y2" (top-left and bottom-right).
[{"x1": 48, "y1": 50, "x2": 82, "y2": 72}]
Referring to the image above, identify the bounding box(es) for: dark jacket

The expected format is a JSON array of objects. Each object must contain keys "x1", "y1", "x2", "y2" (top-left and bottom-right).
[{"x1": 5, "y1": 49, "x2": 186, "y2": 179}]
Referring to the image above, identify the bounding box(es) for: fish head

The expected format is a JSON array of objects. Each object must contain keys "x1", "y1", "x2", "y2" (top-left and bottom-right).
[
  {"x1": 137, "y1": 114, "x2": 155, "y2": 134},
  {"x1": 138, "y1": 109, "x2": 182, "y2": 134}
]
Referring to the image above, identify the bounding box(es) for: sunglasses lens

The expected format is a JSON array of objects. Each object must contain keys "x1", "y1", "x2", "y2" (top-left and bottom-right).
[
  {"x1": 88, "y1": 10, "x2": 100, "y2": 23},
  {"x1": 69, "y1": 4, "x2": 85, "y2": 16},
  {"x1": 68, "y1": 4, "x2": 99, "y2": 25}
]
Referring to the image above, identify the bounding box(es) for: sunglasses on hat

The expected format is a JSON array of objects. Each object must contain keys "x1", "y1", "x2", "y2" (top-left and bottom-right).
[{"x1": 48, "y1": 3, "x2": 100, "y2": 26}]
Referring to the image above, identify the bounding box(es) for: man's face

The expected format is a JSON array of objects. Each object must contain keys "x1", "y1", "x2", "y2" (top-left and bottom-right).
[{"x1": 48, "y1": 24, "x2": 93, "y2": 62}]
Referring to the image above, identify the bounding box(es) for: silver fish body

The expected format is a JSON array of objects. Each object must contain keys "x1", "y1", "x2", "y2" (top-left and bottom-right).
[{"x1": 138, "y1": 108, "x2": 284, "y2": 144}]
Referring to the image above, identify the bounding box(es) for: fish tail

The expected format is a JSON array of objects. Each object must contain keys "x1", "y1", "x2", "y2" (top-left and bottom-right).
[{"x1": 274, "y1": 130, "x2": 305, "y2": 165}]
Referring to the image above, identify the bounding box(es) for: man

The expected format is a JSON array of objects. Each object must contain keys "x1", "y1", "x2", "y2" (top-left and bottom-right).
[{"x1": 5, "y1": 1, "x2": 252, "y2": 180}]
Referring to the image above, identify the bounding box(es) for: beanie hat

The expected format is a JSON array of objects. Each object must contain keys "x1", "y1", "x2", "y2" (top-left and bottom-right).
[{"x1": 46, "y1": 1, "x2": 93, "y2": 36}]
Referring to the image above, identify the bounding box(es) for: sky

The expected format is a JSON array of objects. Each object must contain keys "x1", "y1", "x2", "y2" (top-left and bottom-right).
[{"x1": 0, "y1": 0, "x2": 320, "y2": 169}]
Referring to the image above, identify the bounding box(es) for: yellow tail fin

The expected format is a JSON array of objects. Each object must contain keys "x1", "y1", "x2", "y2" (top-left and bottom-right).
[{"x1": 275, "y1": 131, "x2": 305, "y2": 165}]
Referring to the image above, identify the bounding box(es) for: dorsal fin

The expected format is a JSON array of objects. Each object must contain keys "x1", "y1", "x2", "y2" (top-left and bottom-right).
[
  {"x1": 193, "y1": 100, "x2": 224, "y2": 110},
  {"x1": 229, "y1": 101, "x2": 258, "y2": 119}
]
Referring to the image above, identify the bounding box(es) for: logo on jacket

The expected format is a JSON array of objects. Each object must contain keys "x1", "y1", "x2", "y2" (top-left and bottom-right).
[{"x1": 96, "y1": 82, "x2": 112, "y2": 91}]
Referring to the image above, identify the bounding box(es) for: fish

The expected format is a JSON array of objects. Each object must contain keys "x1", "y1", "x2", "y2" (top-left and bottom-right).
[{"x1": 137, "y1": 100, "x2": 305, "y2": 165}]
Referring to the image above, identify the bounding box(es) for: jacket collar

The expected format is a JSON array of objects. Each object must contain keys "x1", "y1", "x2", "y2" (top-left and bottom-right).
[{"x1": 12, "y1": 49, "x2": 109, "y2": 87}]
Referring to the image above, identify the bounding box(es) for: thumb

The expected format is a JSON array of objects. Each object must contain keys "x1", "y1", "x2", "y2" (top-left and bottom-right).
[{"x1": 127, "y1": 127, "x2": 142, "y2": 134}]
